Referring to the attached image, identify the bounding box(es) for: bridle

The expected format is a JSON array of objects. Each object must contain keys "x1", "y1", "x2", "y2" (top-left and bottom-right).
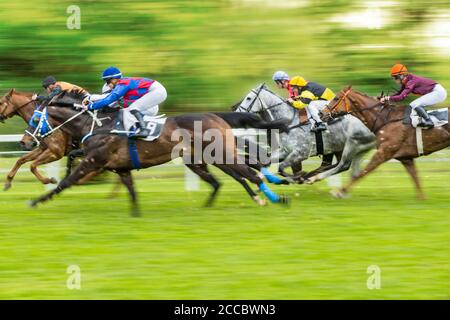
[
  {"x1": 0, "y1": 93, "x2": 36, "y2": 121},
  {"x1": 326, "y1": 89, "x2": 403, "y2": 133},
  {"x1": 235, "y1": 85, "x2": 291, "y2": 123}
]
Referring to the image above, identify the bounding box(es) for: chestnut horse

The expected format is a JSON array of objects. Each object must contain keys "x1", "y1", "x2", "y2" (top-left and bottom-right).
[
  {"x1": 323, "y1": 86, "x2": 449, "y2": 199},
  {"x1": 0, "y1": 89, "x2": 76, "y2": 190},
  {"x1": 23, "y1": 92, "x2": 289, "y2": 216}
]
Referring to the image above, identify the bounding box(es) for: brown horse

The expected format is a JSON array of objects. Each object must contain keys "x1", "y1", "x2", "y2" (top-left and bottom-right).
[
  {"x1": 0, "y1": 89, "x2": 75, "y2": 190},
  {"x1": 23, "y1": 92, "x2": 289, "y2": 216},
  {"x1": 324, "y1": 86, "x2": 449, "y2": 199}
]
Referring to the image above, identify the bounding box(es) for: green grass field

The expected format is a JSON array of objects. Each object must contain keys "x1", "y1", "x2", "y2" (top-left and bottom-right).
[{"x1": 0, "y1": 150, "x2": 449, "y2": 300}]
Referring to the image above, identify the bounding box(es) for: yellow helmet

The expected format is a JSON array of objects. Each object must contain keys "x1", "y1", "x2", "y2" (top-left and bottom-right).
[{"x1": 289, "y1": 76, "x2": 308, "y2": 87}]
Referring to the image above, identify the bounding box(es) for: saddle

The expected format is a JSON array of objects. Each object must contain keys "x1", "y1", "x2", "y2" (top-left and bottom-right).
[{"x1": 403, "y1": 106, "x2": 448, "y2": 128}]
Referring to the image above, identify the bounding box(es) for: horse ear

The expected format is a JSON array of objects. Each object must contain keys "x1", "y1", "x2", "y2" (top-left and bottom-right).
[
  {"x1": 8, "y1": 88, "x2": 15, "y2": 96},
  {"x1": 341, "y1": 85, "x2": 352, "y2": 93}
]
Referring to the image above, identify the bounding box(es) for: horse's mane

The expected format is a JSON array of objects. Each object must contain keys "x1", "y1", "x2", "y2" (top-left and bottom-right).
[{"x1": 48, "y1": 91, "x2": 118, "y2": 115}]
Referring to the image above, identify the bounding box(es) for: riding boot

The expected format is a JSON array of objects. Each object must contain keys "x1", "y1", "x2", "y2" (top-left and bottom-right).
[
  {"x1": 311, "y1": 121, "x2": 327, "y2": 132},
  {"x1": 414, "y1": 106, "x2": 434, "y2": 129},
  {"x1": 130, "y1": 109, "x2": 151, "y2": 138}
]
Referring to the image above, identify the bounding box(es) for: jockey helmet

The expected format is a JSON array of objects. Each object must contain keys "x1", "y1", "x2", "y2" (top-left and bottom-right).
[
  {"x1": 390, "y1": 64, "x2": 408, "y2": 76},
  {"x1": 289, "y1": 76, "x2": 308, "y2": 87},
  {"x1": 42, "y1": 76, "x2": 57, "y2": 88},
  {"x1": 272, "y1": 71, "x2": 290, "y2": 81},
  {"x1": 102, "y1": 66, "x2": 122, "y2": 80}
]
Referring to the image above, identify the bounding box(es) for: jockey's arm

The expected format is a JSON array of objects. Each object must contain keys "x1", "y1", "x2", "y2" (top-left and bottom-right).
[
  {"x1": 389, "y1": 82, "x2": 414, "y2": 102},
  {"x1": 37, "y1": 85, "x2": 62, "y2": 102},
  {"x1": 290, "y1": 91, "x2": 315, "y2": 109},
  {"x1": 90, "y1": 84, "x2": 128, "y2": 110}
]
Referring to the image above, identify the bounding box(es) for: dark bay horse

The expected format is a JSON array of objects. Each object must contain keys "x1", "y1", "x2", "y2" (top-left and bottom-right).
[
  {"x1": 324, "y1": 86, "x2": 450, "y2": 199},
  {"x1": 22, "y1": 92, "x2": 289, "y2": 216},
  {"x1": 0, "y1": 89, "x2": 76, "y2": 190}
]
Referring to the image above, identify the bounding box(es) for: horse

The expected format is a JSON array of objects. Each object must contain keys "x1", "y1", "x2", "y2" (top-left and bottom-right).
[
  {"x1": 22, "y1": 91, "x2": 290, "y2": 216},
  {"x1": 325, "y1": 86, "x2": 450, "y2": 199},
  {"x1": 233, "y1": 84, "x2": 376, "y2": 183},
  {"x1": 0, "y1": 89, "x2": 77, "y2": 190}
]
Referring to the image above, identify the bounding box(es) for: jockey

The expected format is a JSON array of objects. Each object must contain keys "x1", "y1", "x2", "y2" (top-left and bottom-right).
[
  {"x1": 34, "y1": 76, "x2": 87, "y2": 103},
  {"x1": 288, "y1": 76, "x2": 335, "y2": 132},
  {"x1": 380, "y1": 64, "x2": 447, "y2": 129},
  {"x1": 85, "y1": 66, "x2": 167, "y2": 138}
]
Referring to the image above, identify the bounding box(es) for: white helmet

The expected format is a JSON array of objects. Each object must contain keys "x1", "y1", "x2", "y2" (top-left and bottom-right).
[{"x1": 272, "y1": 71, "x2": 290, "y2": 81}]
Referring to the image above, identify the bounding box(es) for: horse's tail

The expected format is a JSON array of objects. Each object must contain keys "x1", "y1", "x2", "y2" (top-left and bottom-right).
[{"x1": 213, "y1": 112, "x2": 289, "y2": 133}]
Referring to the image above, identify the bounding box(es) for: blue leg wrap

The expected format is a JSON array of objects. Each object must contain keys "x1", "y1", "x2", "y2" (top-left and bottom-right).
[
  {"x1": 259, "y1": 182, "x2": 280, "y2": 203},
  {"x1": 261, "y1": 167, "x2": 284, "y2": 185}
]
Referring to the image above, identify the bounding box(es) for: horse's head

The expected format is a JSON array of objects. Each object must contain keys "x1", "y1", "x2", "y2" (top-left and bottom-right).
[
  {"x1": 233, "y1": 83, "x2": 287, "y2": 117},
  {"x1": 326, "y1": 86, "x2": 384, "y2": 124},
  {"x1": 21, "y1": 107, "x2": 53, "y2": 150},
  {"x1": 0, "y1": 89, "x2": 15, "y2": 122},
  {"x1": 0, "y1": 89, "x2": 35, "y2": 122},
  {"x1": 325, "y1": 86, "x2": 355, "y2": 118}
]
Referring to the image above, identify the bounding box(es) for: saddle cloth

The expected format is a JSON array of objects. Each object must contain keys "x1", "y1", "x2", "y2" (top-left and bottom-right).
[
  {"x1": 120, "y1": 113, "x2": 167, "y2": 141},
  {"x1": 404, "y1": 106, "x2": 448, "y2": 128}
]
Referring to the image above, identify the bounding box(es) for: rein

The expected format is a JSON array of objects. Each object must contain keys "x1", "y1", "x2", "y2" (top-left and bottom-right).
[
  {"x1": 0, "y1": 95, "x2": 36, "y2": 120},
  {"x1": 328, "y1": 90, "x2": 404, "y2": 133}
]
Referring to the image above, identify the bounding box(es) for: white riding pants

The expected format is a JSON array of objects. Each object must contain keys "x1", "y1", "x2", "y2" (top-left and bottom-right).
[
  {"x1": 410, "y1": 84, "x2": 447, "y2": 110},
  {"x1": 306, "y1": 100, "x2": 329, "y2": 123},
  {"x1": 124, "y1": 81, "x2": 167, "y2": 124}
]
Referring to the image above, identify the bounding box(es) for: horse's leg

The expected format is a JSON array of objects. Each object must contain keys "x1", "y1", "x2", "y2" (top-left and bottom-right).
[
  {"x1": 29, "y1": 149, "x2": 62, "y2": 185},
  {"x1": 4, "y1": 148, "x2": 42, "y2": 191},
  {"x1": 331, "y1": 146, "x2": 394, "y2": 198},
  {"x1": 186, "y1": 164, "x2": 221, "y2": 207},
  {"x1": 214, "y1": 164, "x2": 264, "y2": 205},
  {"x1": 116, "y1": 170, "x2": 140, "y2": 217},
  {"x1": 278, "y1": 150, "x2": 306, "y2": 177},
  {"x1": 307, "y1": 141, "x2": 361, "y2": 184},
  {"x1": 222, "y1": 164, "x2": 289, "y2": 205},
  {"x1": 350, "y1": 153, "x2": 363, "y2": 179},
  {"x1": 29, "y1": 156, "x2": 102, "y2": 207},
  {"x1": 399, "y1": 158, "x2": 425, "y2": 200},
  {"x1": 107, "y1": 177, "x2": 123, "y2": 198},
  {"x1": 65, "y1": 149, "x2": 85, "y2": 178}
]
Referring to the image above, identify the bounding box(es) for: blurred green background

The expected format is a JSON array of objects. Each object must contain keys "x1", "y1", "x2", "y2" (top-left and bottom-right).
[{"x1": 1, "y1": 0, "x2": 450, "y2": 135}]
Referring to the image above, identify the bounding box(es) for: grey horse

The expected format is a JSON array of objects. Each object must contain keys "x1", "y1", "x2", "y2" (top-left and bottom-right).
[{"x1": 234, "y1": 84, "x2": 376, "y2": 183}]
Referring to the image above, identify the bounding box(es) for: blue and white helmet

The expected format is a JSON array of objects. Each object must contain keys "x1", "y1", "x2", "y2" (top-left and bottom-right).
[
  {"x1": 102, "y1": 66, "x2": 122, "y2": 81},
  {"x1": 272, "y1": 70, "x2": 290, "y2": 81}
]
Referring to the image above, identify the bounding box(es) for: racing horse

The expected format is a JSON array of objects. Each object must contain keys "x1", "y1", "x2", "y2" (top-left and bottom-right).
[
  {"x1": 234, "y1": 84, "x2": 376, "y2": 183},
  {"x1": 0, "y1": 89, "x2": 77, "y2": 190},
  {"x1": 324, "y1": 86, "x2": 450, "y2": 199},
  {"x1": 22, "y1": 92, "x2": 289, "y2": 216}
]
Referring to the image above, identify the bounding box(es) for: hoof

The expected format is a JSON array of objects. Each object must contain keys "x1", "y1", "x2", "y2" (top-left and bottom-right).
[
  {"x1": 4, "y1": 183, "x2": 11, "y2": 191},
  {"x1": 28, "y1": 200, "x2": 38, "y2": 208},
  {"x1": 330, "y1": 189, "x2": 350, "y2": 199},
  {"x1": 304, "y1": 178, "x2": 315, "y2": 185},
  {"x1": 130, "y1": 207, "x2": 141, "y2": 217},
  {"x1": 253, "y1": 196, "x2": 267, "y2": 206},
  {"x1": 279, "y1": 195, "x2": 290, "y2": 206},
  {"x1": 49, "y1": 178, "x2": 58, "y2": 184}
]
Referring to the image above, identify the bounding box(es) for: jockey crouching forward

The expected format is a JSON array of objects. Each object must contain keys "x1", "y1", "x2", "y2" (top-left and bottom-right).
[
  {"x1": 85, "y1": 66, "x2": 167, "y2": 138},
  {"x1": 288, "y1": 76, "x2": 335, "y2": 132},
  {"x1": 34, "y1": 76, "x2": 88, "y2": 104},
  {"x1": 380, "y1": 64, "x2": 447, "y2": 129}
]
